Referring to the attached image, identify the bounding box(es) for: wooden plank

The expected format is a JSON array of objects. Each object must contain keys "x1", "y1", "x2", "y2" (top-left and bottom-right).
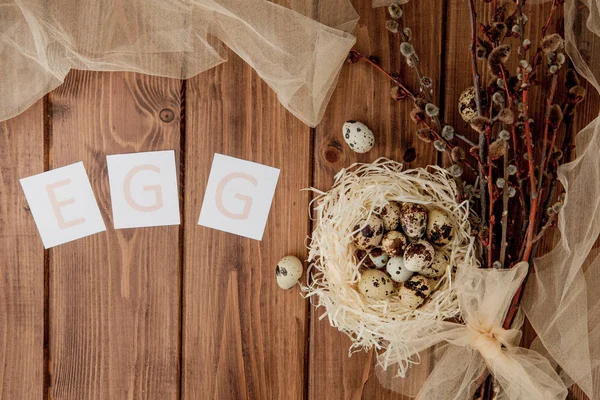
[
  {"x1": 181, "y1": 50, "x2": 312, "y2": 398},
  {"x1": 309, "y1": 1, "x2": 443, "y2": 398},
  {"x1": 49, "y1": 71, "x2": 182, "y2": 399},
  {"x1": 0, "y1": 100, "x2": 45, "y2": 399}
]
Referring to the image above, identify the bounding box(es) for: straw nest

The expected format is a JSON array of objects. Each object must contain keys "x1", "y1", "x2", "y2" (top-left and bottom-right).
[{"x1": 304, "y1": 158, "x2": 477, "y2": 376}]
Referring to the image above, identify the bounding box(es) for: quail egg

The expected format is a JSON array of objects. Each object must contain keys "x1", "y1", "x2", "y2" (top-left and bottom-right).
[
  {"x1": 381, "y1": 230, "x2": 408, "y2": 257},
  {"x1": 399, "y1": 203, "x2": 428, "y2": 239},
  {"x1": 275, "y1": 256, "x2": 303, "y2": 289},
  {"x1": 380, "y1": 201, "x2": 402, "y2": 231},
  {"x1": 458, "y1": 86, "x2": 488, "y2": 123},
  {"x1": 426, "y1": 209, "x2": 454, "y2": 246},
  {"x1": 369, "y1": 248, "x2": 390, "y2": 268},
  {"x1": 404, "y1": 240, "x2": 435, "y2": 273},
  {"x1": 399, "y1": 275, "x2": 433, "y2": 309},
  {"x1": 352, "y1": 215, "x2": 384, "y2": 250},
  {"x1": 357, "y1": 269, "x2": 394, "y2": 300},
  {"x1": 420, "y1": 250, "x2": 449, "y2": 278},
  {"x1": 342, "y1": 121, "x2": 375, "y2": 153},
  {"x1": 355, "y1": 248, "x2": 389, "y2": 269},
  {"x1": 386, "y1": 256, "x2": 413, "y2": 282}
]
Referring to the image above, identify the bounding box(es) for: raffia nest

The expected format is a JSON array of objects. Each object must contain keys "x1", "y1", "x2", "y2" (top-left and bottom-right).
[{"x1": 304, "y1": 158, "x2": 477, "y2": 375}]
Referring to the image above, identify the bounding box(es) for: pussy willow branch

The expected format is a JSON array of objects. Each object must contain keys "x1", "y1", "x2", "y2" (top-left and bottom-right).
[
  {"x1": 468, "y1": 0, "x2": 489, "y2": 234},
  {"x1": 349, "y1": 48, "x2": 480, "y2": 172},
  {"x1": 499, "y1": 64, "x2": 529, "y2": 245},
  {"x1": 521, "y1": 69, "x2": 538, "y2": 262},
  {"x1": 351, "y1": 49, "x2": 416, "y2": 101},
  {"x1": 422, "y1": 120, "x2": 479, "y2": 173},
  {"x1": 396, "y1": 19, "x2": 444, "y2": 131},
  {"x1": 486, "y1": 128, "x2": 494, "y2": 268},
  {"x1": 537, "y1": 74, "x2": 559, "y2": 197},
  {"x1": 499, "y1": 130, "x2": 510, "y2": 266}
]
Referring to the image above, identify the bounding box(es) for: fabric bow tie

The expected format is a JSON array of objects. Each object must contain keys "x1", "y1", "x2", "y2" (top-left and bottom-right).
[{"x1": 377, "y1": 262, "x2": 568, "y2": 400}]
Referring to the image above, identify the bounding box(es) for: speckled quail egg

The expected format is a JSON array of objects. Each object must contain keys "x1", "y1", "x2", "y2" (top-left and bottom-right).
[
  {"x1": 342, "y1": 121, "x2": 375, "y2": 153},
  {"x1": 399, "y1": 275, "x2": 433, "y2": 309},
  {"x1": 369, "y1": 248, "x2": 390, "y2": 268},
  {"x1": 352, "y1": 215, "x2": 384, "y2": 250},
  {"x1": 275, "y1": 256, "x2": 303, "y2": 289},
  {"x1": 386, "y1": 256, "x2": 413, "y2": 283},
  {"x1": 357, "y1": 269, "x2": 394, "y2": 300},
  {"x1": 381, "y1": 230, "x2": 408, "y2": 257},
  {"x1": 380, "y1": 201, "x2": 402, "y2": 231},
  {"x1": 399, "y1": 203, "x2": 428, "y2": 239},
  {"x1": 355, "y1": 248, "x2": 389, "y2": 269},
  {"x1": 404, "y1": 240, "x2": 435, "y2": 273},
  {"x1": 458, "y1": 86, "x2": 489, "y2": 123},
  {"x1": 426, "y1": 209, "x2": 454, "y2": 246},
  {"x1": 420, "y1": 250, "x2": 449, "y2": 278}
]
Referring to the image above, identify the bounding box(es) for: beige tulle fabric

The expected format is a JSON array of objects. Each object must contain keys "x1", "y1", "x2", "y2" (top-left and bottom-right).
[
  {"x1": 0, "y1": 0, "x2": 358, "y2": 126},
  {"x1": 376, "y1": 263, "x2": 568, "y2": 399},
  {"x1": 522, "y1": 1, "x2": 600, "y2": 399}
]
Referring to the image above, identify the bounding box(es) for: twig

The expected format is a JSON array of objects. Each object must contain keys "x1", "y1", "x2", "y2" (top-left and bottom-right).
[
  {"x1": 531, "y1": 0, "x2": 560, "y2": 70},
  {"x1": 521, "y1": 69, "x2": 538, "y2": 262},
  {"x1": 455, "y1": 133, "x2": 476, "y2": 147},
  {"x1": 397, "y1": 21, "x2": 443, "y2": 130},
  {"x1": 468, "y1": 0, "x2": 484, "y2": 116},
  {"x1": 532, "y1": 212, "x2": 557, "y2": 244},
  {"x1": 499, "y1": 130, "x2": 510, "y2": 267},
  {"x1": 542, "y1": 0, "x2": 559, "y2": 38},
  {"x1": 537, "y1": 74, "x2": 559, "y2": 195},
  {"x1": 468, "y1": 0, "x2": 489, "y2": 235},
  {"x1": 486, "y1": 128, "x2": 494, "y2": 268},
  {"x1": 351, "y1": 50, "x2": 416, "y2": 101}
]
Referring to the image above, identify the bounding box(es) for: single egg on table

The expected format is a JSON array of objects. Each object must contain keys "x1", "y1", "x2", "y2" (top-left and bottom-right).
[
  {"x1": 426, "y1": 209, "x2": 454, "y2": 246},
  {"x1": 357, "y1": 269, "x2": 394, "y2": 300},
  {"x1": 352, "y1": 215, "x2": 385, "y2": 250},
  {"x1": 342, "y1": 121, "x2": 375, "y2": 153},
  {"x1": 386, "y1": 256, "x2": 413, "y2": 283},
  {"x1": 399, "y1": 275, "x2": 433, "y2": 309},
  {"x1": 399, "y1": 203, "x2": 428, "y2": 240},
  {"x1": 420, "y1": 250, "x2": 450, "y2": 278},
  {"x1": 381, "y1": 230, "x2": 408, "y2": 257},
  {"x1": 380, "y1": 201, "x2": 402, "y2": 231},
  {"x1": 404, "y1": 239, "x2": 435, "y2": 273},
  {"x1": 275, "y1": 256, "x2": 303, "y2": 290}
]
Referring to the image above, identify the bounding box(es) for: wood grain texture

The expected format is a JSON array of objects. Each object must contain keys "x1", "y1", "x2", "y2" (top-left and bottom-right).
[
  {"x1": 0, "y1": 4, "x2": 599, "y2": 400},
  {"x1": 49, "y1": 71, "x2": 182, "y2": 399},
  {"x1": 309, "y1": 1, "x2": 443, "y2": 399},
  {"x1": 0, "y1": 100, "x2": 45, "y2": 399},
  {"x1": 181, "y1": 49, "x2": 311, "y2": 399}
]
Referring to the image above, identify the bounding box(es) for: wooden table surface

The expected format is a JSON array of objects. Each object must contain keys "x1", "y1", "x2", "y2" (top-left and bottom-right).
[{"x1": 1, "y1": 1, "x2": 597, "y2": 399}]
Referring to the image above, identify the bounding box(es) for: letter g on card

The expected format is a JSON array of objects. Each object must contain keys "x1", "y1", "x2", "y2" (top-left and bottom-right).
[
  {"x1": 106, "y1": 150, "x2": 180, "y2": 229},
  {"x1": 198, "y1": 154, "x2": 280, "y2": 241}
]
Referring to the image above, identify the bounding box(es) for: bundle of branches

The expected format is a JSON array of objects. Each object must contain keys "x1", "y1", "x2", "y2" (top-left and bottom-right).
[{"x1": 348, "y1": 0, "x2": 587, "y2": 398}]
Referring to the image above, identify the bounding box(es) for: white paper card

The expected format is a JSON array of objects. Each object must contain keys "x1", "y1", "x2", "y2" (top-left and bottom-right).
[
  {"x1": 198, "y1": 154, "x2": 280, "y2": 240},
  {"x1": 106, "y1": 150, "x2": 180, "y2": 229},
  {"x1": 20, "y1": 162, "x2": 106, "y2": 248}
]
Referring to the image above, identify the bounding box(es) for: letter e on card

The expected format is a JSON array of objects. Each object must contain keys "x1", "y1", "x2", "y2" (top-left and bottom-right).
[{"x1": 20, "y1": 162, "x2": 106, "y2": 248}]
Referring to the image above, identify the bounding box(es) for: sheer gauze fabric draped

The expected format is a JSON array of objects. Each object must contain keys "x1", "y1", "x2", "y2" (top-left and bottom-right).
[{"x1": 0, "y1": 0, "x2": 358, "y2": 126}]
